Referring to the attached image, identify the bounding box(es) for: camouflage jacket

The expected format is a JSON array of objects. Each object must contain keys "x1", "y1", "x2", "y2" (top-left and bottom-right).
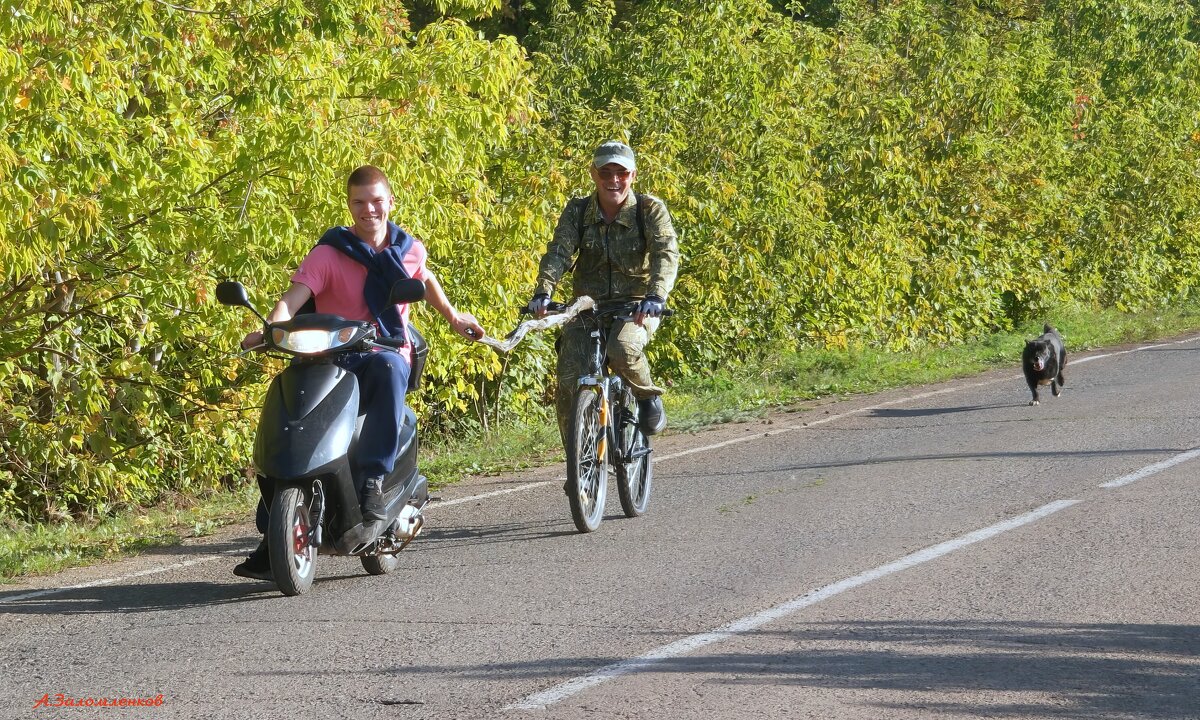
[{"x1": 535, "y1": 192, "x2": 680, "y2": 304}]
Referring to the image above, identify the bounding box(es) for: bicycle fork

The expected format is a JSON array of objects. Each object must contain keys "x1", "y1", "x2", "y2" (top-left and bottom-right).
[{"x1": 577, "y1": 374, "x2": 610, "y2": 461}]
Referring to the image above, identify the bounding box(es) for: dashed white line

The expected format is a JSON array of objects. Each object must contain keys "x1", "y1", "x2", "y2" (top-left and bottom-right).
[
  {"x1": 1099, "y1": 447, "x2": 1200, "y2": 488},
  {"x1": 660, "y1": 377, "x2": 1006, "y2": 462}
]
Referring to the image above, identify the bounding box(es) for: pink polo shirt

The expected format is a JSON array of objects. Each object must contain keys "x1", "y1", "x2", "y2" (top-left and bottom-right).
[{"x1": 290, "y1": 237, "x2": 429, "y2": 365}]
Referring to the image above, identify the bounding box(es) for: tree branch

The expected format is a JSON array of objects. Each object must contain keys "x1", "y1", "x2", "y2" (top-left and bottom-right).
[
  {"x1": 99, "y1": 375, "x2": 225, "y2": 413},
  {"x1": 148, "y1": 0, "x2": 235, "y2": 17}
]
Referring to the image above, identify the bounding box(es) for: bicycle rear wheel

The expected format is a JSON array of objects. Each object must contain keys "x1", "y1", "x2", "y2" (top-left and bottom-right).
[
  {"x1": 565, "y1": 386, "x2": 607, "y2": 532},
  {"x1": 616, "y1": 412, "x2": 652, "y2": 518}
]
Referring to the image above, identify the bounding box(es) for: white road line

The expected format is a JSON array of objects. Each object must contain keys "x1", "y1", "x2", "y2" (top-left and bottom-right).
[
  {"x1": 434, "y1": 481, "x2": 558, "y2": 508},
  {"x1": 1100, "y1": 447, "x2": 1200, "y2": 488},
  {"x1": 507, "y1": 499, "x2": 1082, "y2": 710},
  {"x1": 1071, "y1": 337, "x2": 1188, "y2": 365}
]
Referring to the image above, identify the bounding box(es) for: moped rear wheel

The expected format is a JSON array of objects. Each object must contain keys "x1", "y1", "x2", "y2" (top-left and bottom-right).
[
  {"x1": 565, "y1": 386, "x2": 607, "y2": 533},
  {"x1": 616, "y1": 414, "x2": 652, "y2": 518},
  {"x1": 361, "y1": 551, "x2": 400, "y2": 576},
  {"x1": 268, "y1": 486, "x2": 317, "y2": 596}
]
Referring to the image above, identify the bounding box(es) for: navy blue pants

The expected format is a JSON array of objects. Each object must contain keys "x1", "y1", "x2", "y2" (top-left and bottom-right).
[
  {"x1": 336, "y1": 349, "x2": 412, "y2": 479},
  {"x1": 255, "y1": 349, "x2": 411, "y2": 533}
]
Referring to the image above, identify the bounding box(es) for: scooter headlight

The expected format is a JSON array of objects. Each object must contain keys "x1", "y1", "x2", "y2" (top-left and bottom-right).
[{"x1": 271, "y1": 328, "x2": 347, "y2": 354}]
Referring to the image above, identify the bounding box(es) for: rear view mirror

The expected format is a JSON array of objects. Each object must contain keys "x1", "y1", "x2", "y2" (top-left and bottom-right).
[
  {"x1": 389, "y1": 278, "x2": 426, "y2": 305},
  {"x1": 216, "y1": 281, "x2": 250, "y2": 307}
]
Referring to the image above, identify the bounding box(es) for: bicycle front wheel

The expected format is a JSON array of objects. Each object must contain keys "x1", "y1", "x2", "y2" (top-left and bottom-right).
[
  {"x1": 565, "y1": 386, "x2": 608, "y2": 533},
  {"x1": 616, "y1": 416, "x2": 652, "y2": 518}
]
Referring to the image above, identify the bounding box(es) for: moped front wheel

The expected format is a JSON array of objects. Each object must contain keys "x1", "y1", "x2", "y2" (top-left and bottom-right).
[
  {"x1": 268, "y1": 486, "x2": 317, "y2": 596},
  {"x1": 616, "y1": 416, "x2": 653, "y2": 518},
  {"x1": 566, "y1": 386, "x2": 607, "y2": 533}
]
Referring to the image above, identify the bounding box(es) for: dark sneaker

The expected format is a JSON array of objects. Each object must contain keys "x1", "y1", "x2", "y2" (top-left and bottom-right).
[
  {"x1": 232, "y1": 539, "x2": 272, "y2": 581},
  {"x1": 362, "y1": 475, "x2": 388, "y2": 523},
  {"x1": 638, "y1": 396, "x2": 666, "y2": 435}
]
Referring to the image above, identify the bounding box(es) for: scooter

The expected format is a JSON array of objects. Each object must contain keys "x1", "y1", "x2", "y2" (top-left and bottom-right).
[{"x1": 216, "y1": 278, "x2": 430, "y2": 596}]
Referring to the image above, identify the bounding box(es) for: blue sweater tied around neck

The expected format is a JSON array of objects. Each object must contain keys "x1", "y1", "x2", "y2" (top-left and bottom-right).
[{"x1": 316, "y1": 222, "x2": 414, "y2": 339}]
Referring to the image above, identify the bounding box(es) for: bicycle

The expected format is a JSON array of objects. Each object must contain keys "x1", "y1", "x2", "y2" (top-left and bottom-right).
[{"x1": 522, "y1": 300, "x2": 672, "y2": 533}]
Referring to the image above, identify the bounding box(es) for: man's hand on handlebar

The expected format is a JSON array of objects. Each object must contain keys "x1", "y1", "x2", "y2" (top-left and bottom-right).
[
  {"x1": 241, "y1": 329, "x2": 265, "y2": 351},
  {"x1": 633, "y1": 295, "x2": 665, "y2": 327},
  {"x1": 527, "y1": 293, "x2": 551, "y2": 319}
]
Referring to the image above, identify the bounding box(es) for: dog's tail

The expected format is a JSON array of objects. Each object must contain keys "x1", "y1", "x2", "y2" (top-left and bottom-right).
[{"x1": 1043, "y1": 323, "x2": 1055, "y2": 334}]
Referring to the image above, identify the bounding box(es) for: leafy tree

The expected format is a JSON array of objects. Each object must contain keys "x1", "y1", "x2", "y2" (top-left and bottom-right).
[
  {"x1": 1, "y1": 0, "x2": 532, "y2": 521},
  {"x1": 3, "y1": 0, "x2": 1198, "y2": 523}
]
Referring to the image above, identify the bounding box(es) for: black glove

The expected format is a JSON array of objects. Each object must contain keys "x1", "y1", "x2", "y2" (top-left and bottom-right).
[
  {"x1": 527, "y1": 293, "x2": 551, "y2": 316},
  {"x1": 637, "y1": 295, "x2": 665, "y2": 318}
]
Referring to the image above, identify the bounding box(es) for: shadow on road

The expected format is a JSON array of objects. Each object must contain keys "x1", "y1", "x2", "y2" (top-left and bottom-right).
[
  {"x1": 392, "y1": 620, "x2": 1200, "y2": 719},
  {"x1": 137, "y1": 539, "x2": 258, "y2": 557},
  {"x1": 0, "y1": 579, "x2": 277, "y2": 615},
  {"x1": 657, "y1": 446, "x2": 1187, "y2": 480},
  {"x1": 0, "y1": 514, "x2": 591, "y2": 615},
  {"x1": 417, "y1": 518, "x2": 580, "y2": 552},
  {"x1": 868, "y1": 404, "x2": 1018, "y2": 417}
]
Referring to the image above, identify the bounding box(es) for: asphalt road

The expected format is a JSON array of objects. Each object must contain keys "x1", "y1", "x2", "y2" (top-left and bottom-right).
[{"x1": 2, "y1": 333, "x2": 1199, "y2": 720}]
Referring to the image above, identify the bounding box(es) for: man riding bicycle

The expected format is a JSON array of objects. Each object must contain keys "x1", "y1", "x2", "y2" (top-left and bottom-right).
[{"x1": 527, "y1": 141, "x2": 680, "y2": 444}]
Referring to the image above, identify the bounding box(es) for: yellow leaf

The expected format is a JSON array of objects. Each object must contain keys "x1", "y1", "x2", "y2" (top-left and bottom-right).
[{"x1": 15, "y1": 92, "x2": 30, "y2": 110}]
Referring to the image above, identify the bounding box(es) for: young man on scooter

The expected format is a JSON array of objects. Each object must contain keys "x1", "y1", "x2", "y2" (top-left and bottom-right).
[
  {"x1": 233, "y1": 165, "x2": 484, "y2": 580},
  {"x1": 526, "y1": 140, "x2": 680, "y2": 445}
]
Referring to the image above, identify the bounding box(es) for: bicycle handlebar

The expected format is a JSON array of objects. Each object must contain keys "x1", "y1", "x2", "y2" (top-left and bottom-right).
[
  {"x1": 484, "y1": 296, "x2": 673, "y2": 355},
  {"x1": 520, "y1": 302, "x2": 674, "y2": 318}
]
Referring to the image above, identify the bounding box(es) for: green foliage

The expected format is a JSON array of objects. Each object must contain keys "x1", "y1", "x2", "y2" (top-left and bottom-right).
[
  {"x1": 1, "y1": 0, "x2": 532, "y2": 521},
  {"x1": 2, "y1": 0, "x2": 1198, "y2": 523}
]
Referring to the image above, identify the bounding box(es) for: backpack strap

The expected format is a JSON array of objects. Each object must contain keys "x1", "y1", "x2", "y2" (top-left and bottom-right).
[
  {"x1": 569, "y1": 196, "x2": 590, "y2": 273},
  {"x1": 575, "y1": 195, "x2": 590, "y2": 246},
  {"x1": 635, "y1": 192, "x2": 646, "y2": 250}
]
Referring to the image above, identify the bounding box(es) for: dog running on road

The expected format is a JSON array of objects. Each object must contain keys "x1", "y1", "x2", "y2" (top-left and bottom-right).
[{"x1": 1022, "y1": 324, "x2": 1066, "y2": 406}]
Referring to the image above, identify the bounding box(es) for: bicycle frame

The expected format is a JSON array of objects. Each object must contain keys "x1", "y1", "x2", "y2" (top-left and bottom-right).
[{"x1": 574, "y1": 306, "x2": 641, "y2": 468}]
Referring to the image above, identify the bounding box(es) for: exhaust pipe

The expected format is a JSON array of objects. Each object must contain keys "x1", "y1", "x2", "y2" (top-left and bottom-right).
[{"x1": 393, "y1": 503, "x2": 424, "y2": 540}]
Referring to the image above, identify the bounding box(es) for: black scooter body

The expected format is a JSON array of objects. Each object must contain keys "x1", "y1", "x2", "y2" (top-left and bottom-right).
[
  {"x1": 254, "y1": 357, "x2": 426, "y2": 553},
  {"x1": 255, "y1": 362, "x2": 358, "y2": 480},
  {"x1": 217, "y1": 277, "x2": 429, "y2": 595}
]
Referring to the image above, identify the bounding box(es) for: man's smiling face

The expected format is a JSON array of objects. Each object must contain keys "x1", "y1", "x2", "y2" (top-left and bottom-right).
[
  {"x1": 590, "y1": 162, "x2": 636, "y2": 207},
  {"x1": 347, "y1": 180, "x2": 393, "y2": 242}
]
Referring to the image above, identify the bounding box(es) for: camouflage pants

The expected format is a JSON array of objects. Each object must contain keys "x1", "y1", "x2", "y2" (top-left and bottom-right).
[{"x1": 555, "y1": 316, "x2": 662, "y2": 445}]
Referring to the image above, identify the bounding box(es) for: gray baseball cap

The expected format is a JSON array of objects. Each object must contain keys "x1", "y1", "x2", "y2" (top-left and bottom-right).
[{"x1": 592, "y1": 141, "x2": 636, "y2": 170}]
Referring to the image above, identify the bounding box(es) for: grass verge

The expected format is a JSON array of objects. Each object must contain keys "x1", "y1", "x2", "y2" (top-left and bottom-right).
[{"x1": 4, "y1": 301, "x2": 1199, "y2": 581}]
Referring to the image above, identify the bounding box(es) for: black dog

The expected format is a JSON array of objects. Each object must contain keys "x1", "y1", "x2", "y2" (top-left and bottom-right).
[{"x1": 1022, "y1": 324, "x2": 1066, "y2": 406}]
